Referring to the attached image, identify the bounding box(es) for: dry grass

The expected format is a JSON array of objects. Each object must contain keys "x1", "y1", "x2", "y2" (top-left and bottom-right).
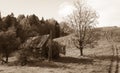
[{"x1": 0, "y1": 35, "x2": 119, "y2": 73}]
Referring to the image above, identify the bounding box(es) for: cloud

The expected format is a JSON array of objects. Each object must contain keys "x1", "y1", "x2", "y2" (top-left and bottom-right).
[
  {"x1": 58, "y1": 2, "x2": 74, "y2": 18},
  {"x1": 88, "y1": 0, "x2": 120, "y2": 27}
]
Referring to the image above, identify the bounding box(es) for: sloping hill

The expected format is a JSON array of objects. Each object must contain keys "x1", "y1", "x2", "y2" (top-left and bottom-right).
[{"x1": 54, "y1": 34, "x2": 75, "y2": 49}]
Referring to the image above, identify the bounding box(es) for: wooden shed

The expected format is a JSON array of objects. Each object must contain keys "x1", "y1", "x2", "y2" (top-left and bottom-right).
[{"x1": 18, "y1": 34, "x2": 65, "y2": 62}]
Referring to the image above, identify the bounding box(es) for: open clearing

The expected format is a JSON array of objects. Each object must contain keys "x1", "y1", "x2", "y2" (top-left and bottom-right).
[{"x1": 0, "y1": 39, "x2": 119, "y2": 73}]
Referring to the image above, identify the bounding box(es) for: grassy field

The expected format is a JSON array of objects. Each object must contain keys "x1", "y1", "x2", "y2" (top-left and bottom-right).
[{"x1": 0, "y1": 36, "x2": 119, "y2": 73}]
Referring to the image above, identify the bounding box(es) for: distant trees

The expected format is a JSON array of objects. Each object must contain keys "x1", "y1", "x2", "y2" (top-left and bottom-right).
[
  {"x1": 67, "y1": 0, "x2": 98, "y2": 56},
  {"x1": 2, "y1": 14, "x2": 18, "y2": 30},
  {"x1": 60, "y1": 22, "x2": 74, "y2": 36},
  {"x1": 17, "y1": 15, "x2": 60, "y2": 42},
  {"x1": 17, "y1": 14, "x2": 25, "y2": 22},
  {"x1": 17, "y1": 14, "x2": 39, "y2": 42},
  {"x1": 45, "y1": 19, "x2": 60, "y2": 38}
]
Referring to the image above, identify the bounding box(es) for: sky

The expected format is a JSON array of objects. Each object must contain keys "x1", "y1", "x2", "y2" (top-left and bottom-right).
[{"x1": 0, "y1": 0, "x2": 120, "y2": 27}]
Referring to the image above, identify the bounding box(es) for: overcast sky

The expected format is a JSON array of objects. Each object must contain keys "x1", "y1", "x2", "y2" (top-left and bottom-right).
[{"x1": 0, "y1": 0, "x2": 120, "y2": 27}]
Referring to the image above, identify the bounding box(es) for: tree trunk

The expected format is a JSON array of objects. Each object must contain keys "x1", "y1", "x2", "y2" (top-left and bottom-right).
[
  {"x1": 48, "y1": 46, "x2": 52, "y2": 61},
  {"x1": 0, "y1": 53, "x2": 5, "y2": 64},
  {"x1": 6, "y1": 57, "x2": 8, "y2": 63},
  {"x1": 48, "y1": 30, "x2": 52, "y2": 61},
  {"x1": 80, "y1": 47, "x2": 83, "y2": 56},
  {"x1": 5, "y1": 49, "x2": 8, "y2": 63}
]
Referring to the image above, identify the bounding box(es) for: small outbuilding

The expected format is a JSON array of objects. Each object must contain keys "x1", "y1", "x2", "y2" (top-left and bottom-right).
[{"x1": 18, "y1": 34, "x2": 66, "y2": 64}]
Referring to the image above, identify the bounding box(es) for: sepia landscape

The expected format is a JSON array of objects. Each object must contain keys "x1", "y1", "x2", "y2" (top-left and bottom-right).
[{"x1": 0, "y1": 0, "x2": 120, "y2": 73}]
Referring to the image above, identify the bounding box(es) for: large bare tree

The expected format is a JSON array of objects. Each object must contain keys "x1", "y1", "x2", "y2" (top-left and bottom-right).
[{"x1": 67, "y1": 0, "x2": 98, "y2": 56}]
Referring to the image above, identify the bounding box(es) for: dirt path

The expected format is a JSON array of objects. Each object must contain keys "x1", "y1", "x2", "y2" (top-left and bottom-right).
[{"x1": 108, "y1": 45, "x2": 119, "y2": 73}]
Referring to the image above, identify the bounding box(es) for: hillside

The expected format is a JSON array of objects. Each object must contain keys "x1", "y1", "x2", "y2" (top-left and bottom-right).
[{"x1": 0, "y1": 34, "x2": 119, "y2": 73}]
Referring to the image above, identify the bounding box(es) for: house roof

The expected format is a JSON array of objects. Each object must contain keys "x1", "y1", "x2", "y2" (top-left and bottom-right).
[{"x1": 20, "y1": 34, "x2": 50, "y2": 49}]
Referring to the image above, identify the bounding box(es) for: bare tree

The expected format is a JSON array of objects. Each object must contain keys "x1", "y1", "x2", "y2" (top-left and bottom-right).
[{"x1": 67, "y1": 0, "x2": 98, "y2": 56}]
